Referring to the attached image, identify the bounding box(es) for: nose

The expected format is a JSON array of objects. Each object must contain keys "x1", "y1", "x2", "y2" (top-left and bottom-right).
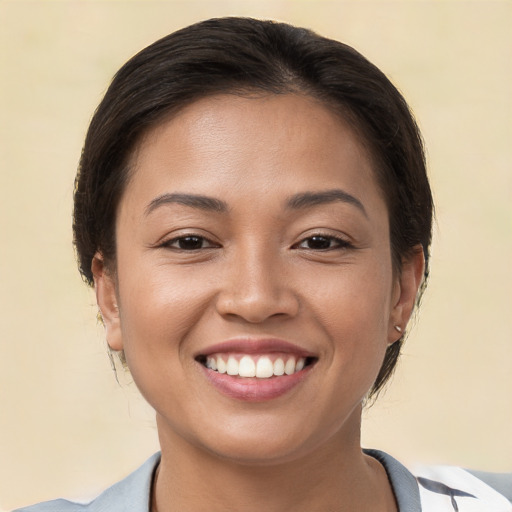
[{"x1": 215, "y1": 244, "x2": 300, "y2": 323}]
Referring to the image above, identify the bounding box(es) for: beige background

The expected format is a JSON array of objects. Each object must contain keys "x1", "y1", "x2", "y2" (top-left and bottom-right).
[{"x1": 1, "y1": 0, "x2": 511, "y2": 509}]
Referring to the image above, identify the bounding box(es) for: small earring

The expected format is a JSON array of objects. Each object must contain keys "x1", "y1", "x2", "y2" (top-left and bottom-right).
[{"x1": 394, "y1": 325, "x2": 402, "y2": 333}]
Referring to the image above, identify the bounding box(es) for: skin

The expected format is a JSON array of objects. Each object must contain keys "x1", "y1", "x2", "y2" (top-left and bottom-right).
[{"x1": 93, "y1": 93, "x2": 424, "y2": 511}]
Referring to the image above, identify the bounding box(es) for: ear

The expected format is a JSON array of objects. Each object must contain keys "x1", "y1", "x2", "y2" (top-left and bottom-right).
[
  {"x1": 388, "y1": 245, "x2": 425, "y2": 344},
  {"x1": 91, "y1": 252, "x2": 123, "y2": 351}
]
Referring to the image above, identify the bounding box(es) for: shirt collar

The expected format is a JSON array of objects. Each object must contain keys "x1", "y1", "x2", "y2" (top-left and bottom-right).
[{"x1": 90, "y1": 450, "x2": 420, "y2": 512}]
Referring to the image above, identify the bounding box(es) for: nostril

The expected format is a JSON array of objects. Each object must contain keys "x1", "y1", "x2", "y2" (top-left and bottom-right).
[{"x1": 215, "y1": 291, "x2": 300, "y2": 324}]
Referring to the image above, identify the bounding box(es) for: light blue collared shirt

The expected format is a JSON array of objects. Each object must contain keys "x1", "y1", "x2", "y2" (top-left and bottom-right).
[{"x1": 13, "y1": 451, "x2": 511, "y2": 511}]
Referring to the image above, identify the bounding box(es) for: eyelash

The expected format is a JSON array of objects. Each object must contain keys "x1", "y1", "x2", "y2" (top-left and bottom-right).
[
  {"x1": 160, "y1": 233, "x2": 353, "y2": 252},
  {"x1": 293, "y1": 234, "x2": 354, "y2": 251},
  {"x1": 161, "y1": 234, "x2": 219, "y2": 251}
]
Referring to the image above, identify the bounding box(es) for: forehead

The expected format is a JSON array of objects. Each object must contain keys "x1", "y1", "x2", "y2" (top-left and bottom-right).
[{"x1": 124, "y1": 93, "x2": 386, "y2": 216}]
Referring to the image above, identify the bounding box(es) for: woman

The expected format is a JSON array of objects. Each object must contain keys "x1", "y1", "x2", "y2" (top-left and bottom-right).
[{"x1": 16, "y1": 17, "x2": 511, "y2": 512}]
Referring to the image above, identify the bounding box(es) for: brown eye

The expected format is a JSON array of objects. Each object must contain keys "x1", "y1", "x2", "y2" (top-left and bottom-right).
[
  {"x1": 164, "y1": 235, "x2": 218, "y2": 250},
  {"x1": 295, "y1": 235, "x2": 352, "y2": 251},
  {"x1": 177, "y1": 236, "x2": 205, "y2": 250},
  {"x1": 304, "y1": 236, "x2": 333, "y2": 250}
]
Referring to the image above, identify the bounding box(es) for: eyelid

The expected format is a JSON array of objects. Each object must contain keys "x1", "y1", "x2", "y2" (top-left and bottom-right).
[
  {"x1": 159, "y1": 232, "x2": 221, "y2": 250},
  {"x1": 292, "y1": 232, "x2": 355, "y2": 250}
]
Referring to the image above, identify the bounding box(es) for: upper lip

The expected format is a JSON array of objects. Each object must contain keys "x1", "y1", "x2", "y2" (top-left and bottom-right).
[{"x1": 195, "y1": 338, "x2": 316, "y2": 358}]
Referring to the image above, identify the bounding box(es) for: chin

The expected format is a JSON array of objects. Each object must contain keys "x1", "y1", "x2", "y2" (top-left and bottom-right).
[
  {"x1": 200, "y1": 434, "x2": 317, "y2": 467},
  {"x1": 184, "y1": 407, "x2": 356, "y2": 468}
]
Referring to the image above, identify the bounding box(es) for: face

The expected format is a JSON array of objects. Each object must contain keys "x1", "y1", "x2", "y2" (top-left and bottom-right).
[{"x1": 94, "y1": 94, "x2": 422, "y2": 465}]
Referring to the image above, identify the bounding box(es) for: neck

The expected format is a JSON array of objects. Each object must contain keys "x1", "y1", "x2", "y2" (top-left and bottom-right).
[{"x1": 152, "y1": 411, "x2": 397, "y2": 512}]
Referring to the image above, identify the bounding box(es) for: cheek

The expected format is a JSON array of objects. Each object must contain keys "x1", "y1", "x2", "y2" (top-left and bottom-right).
[
  {"x1": 114, "y1": 270, "x2": 198, "y2": 408},
  {"x1": 305, "y1": 259, "x2": 393, "y2": 328},
  {"x1": 116, "y1": 262, "x2": 212, "y2": 358},
  {"x1": 305, "y1": 260, "x2": 393, "y2": 373}
]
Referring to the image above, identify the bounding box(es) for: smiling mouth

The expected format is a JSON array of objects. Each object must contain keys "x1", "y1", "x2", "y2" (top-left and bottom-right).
[{"x1": 196, "y1": 353, "x2": 317, "y2": 379}]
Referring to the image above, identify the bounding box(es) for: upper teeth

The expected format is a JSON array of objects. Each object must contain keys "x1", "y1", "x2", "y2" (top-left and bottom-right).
[{"x1": 205, "y1": 355, "x2": 306, "y2": 378}]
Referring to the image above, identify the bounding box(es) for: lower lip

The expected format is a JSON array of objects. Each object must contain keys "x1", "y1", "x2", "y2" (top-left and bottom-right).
[{"x1": 199, "y1": 364, "x2": 312, "y2": 402}]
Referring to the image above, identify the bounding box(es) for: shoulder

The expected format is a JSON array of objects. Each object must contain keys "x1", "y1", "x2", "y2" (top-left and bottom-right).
[
  {"x1": 11, "y1": 499, "x2": 89, "y2": 512},
  {"x1": 13, "y1": 453, "x2": 161, "y2": 512},
  {"x1": 466, "y1": 469, "x2": 512, "y2": 502},
  {"x1": 413, "y1": 464, "x2": 512, "y2": 511},
  {"x1": 366, "y1": 449, "x2": 511, "y2": 511}
]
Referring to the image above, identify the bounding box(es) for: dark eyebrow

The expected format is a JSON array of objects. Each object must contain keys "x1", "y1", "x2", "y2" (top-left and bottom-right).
[
  {"x1": 286, "y1": 189, "x2": 368, "y2": 217},
  {"x1": 145, "y1": 193, "x2": 229, "y2": 216}
]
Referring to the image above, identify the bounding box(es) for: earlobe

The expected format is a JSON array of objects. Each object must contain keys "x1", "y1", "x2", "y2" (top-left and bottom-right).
[
  {"x1": 91, "y1": 253, "x2": 123, "y2": 351},
  {"x1": 388, "y1": 246, "x2": 425, "y2": 343}
]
